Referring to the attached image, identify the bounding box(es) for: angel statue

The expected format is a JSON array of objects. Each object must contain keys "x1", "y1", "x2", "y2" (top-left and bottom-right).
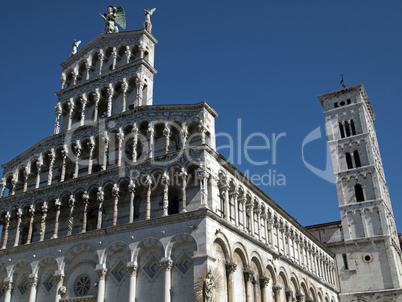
[
  {"x1": 203, "y1": 271, "x2": 215, "y2": 302},
  {"x1": 143, "y1": 8, "x2": 156, "y2": 33},
  {"x1": 100, "y1": 5, "x2": 126, "y2": 34}
]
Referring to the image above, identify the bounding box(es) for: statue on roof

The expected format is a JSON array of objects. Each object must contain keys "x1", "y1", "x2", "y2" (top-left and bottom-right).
[
  {"x1": 143, "y1": 8, "x2": 156, "y2": 33},
  {"x1": 100, "y1": 5, "x2": 126, "y2": 34}
]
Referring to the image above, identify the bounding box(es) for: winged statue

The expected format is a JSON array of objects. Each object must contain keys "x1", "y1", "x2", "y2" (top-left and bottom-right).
[
  {"x1": 143, "y1": 8, "x2": 156, "y2": 33},
  {"x1": 100, "y1": 5, "x2": 126, "y2": 34}
]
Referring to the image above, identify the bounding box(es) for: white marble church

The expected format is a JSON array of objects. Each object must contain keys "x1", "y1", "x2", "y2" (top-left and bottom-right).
[{"x1": 0, "y1": 7, "x2": 400, "y2": 302}]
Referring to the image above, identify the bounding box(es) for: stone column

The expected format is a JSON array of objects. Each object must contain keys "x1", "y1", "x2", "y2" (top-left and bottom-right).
[
  {"x1": 3, "y1": 279, "x2": 12, "y2": 302},
  {"x1": 139, "y1": 45, "x2": 145, "y2": 59},
  {"x1": 222, "y1": 186, "x2": 230, "y2": 221},
  {"x1": 88, "y1": 138, "x2": 95, "y2": 175},
  {"x1": 259, "y1": 277, "x2": 270, "y2": 302},
  {"x1": 39, "y1": 202, "x2": 48, "y2": 242},
  {"x1": 121, "y1": 80, "x2": 128, "y2": 112},
  {"x1": 23, "y1": 168, "x2": 29, "y2": 192},
  {"x1": 28, "y1": 274, "x2": 38, "y2": 302},
  {"x1": 93, "y1": 92, "x2": 100, "y2": 122},
  {"x1": 102, "y1": 133, "x2": 109, "y2": 171},
  {"x1": 199, "y1": 124, "x2": 206, "y2": 145},
  {"x1": 256, "y1": 206, "x2": 262, "y2": 240},
  {"x1": 112, "y1": 184, "x2": 120, "y2": 226},
  {"x1": 82, "y1": 191, "x2": 89, "y2": 233},
  {"x1": 296, "y1": 293, "x2": 304, "y2": 302},
  {"x1": 147, "y1": 125, "x2": 154, "y2": 159},
  {"x1": 0, "y1": 182, "x2": 5, "y2": 197},
  {"x1": 67, "y1": 100, "x2": 74, "y2": 131},
  {"x1": 226, "y1": 261, "x2": 237, "y2": 302},
  {"x1": 117, "y1": 129, "x2": 124, "y2": 167},
  {"x1": 232, "y1": 191, "x2": 239, "y2": 226},
  {"x1": 124, "y1": 46, "x2": 131, "y2": 64},
  {"x1": 111, "y1": 47, "x2": 117, "y2": 70},
  {"x1": 162, "y1": 173, "x2": 169, "y2": 217},
  {"x1": 96, "y1": 265, "x2": 107, "y2": 302},
  {"x1": 74, "y1": 142, "x2": 81, "y2": 179},
  {"x1": 26, "y1": 205, "x2": 35, "y2": 244},
  {"x1": 160, "y1": 258, "x2": 173, "y2": 302},
  {"x1": 248, "y1": 203, "x2": 255, "y2": 236},
  {"x1": 97, "y1": 187, "x2": 104, "y2": 229},
  {"x1": 253, "y1": 278, "x2": 261, "y2": 302},
  {"x1": 145, "y1": 176, "x2": 152, "y2": 220},
  {"x1": 14, "y1": 208, "x2": 22, "y2": 246},
  {"x1": 198, "y1": 169, "x2": 210, "y2": 209},
  {"x1": 10, "y1": 178, "x2": 17, "y2": 196},
  {"x1": 262, "y1": 212, "x2": 268, "y2": 244},
  {"x1": 98, "y1": 51, "x2": 104, "y2": 76},
  {"x1": 54, "y1": 103, "x2": 62, "y2": 135},
  {"x1": 244, "y1": 269, "x2": 254, "y2": 302},
  {"x1": 52, "y1": 199, "x2": 61, "y2": 239},
  {"x1": 35, "y1": 160, "x2": 42, "y2": 189},
  {"x1": 132, "y1": 124, "x2": 138, "y2": 162},
  {"x1": 106, "y1": 86, "x2": 113, "y2": 117},
  {"x1": 60, "y1": 148, "x2": 68, "y2": 182},
  {"x1": 54, "y1": 271, "x2": 64, "y2": 302},
  {"x1": 135, "y1": 78, "x2": 145, "y2": 107},
  {"x1": 85, "y1": 61, "x2": 90, "y2": 80},
  {"x1": 60, "y1": 75, "x2": 66, "y2": 90},
  {"x1": 67, "y1": 195, "x2": 75, "y2": 236},
  {"x1": 1, "y1": 212, "x2": 10, "y2": 249},
  {"x1": 179, "y1": 169, "x2": 187, "y2": 213},
  {"x1": 48, "y1": 151, "x2": 55, "y2": 185},
  {"x1": 180, "y1": 125, "x2": 188, "y2": 149},
  {"x1": 286, "y1": 288, "x2": 294, "y2": 302},
  {"x1": 163, "y1": 123, "x2": 170, "y2": 154},
  {"x1": 80, "y1": 98, "x2": 87, "y2": 126},
  {"x1": 127, "y1": 262, "x2": 138, "y2": 302},
  {"x1": 243, "y1": 201, "x2": 248, "y2": 232},
  {"x1": 128, "y1": 181, "x2": 136, "y2": 223},
  {"x1": 273, "y1": 284, "x2": 282, "y2": 302}
]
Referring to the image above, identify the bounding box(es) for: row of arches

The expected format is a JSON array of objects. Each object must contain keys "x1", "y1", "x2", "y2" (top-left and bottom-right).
[
  {"x1": 0, "y1": 165, "x2": 203, "y2": 249},
  {"x1": 216, "y1": 171, "x2": 337, "y2": 287},
  {"x1": 211, "y1": 233, "x2": 338, "y2": 302},
  {"x1": 1, "y1": 118, "x2": 210, "y2": 197},
  {"x1": 338, "y1": 120, "x2": 357, "y2": 139},
  {"x1": 0, "y1": 235, "x2": 197, "y2": 302}
]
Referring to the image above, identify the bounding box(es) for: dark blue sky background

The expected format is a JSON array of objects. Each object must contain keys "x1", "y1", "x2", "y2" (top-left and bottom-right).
[{"x1": 0, "y1": 0, "x2": 401, "y2": 227}]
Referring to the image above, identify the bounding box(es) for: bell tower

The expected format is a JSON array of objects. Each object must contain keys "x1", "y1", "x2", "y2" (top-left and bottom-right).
[{"x1": 318, "y1": 84, "x2": 402, "y2": 298}]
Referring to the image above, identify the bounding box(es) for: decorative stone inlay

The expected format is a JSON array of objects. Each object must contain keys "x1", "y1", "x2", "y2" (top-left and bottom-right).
[
  {"x1": 142, "y1": 256, "x2": 161, "y2": 280},
  {"x1": 17, "y1": 277, "x2": 28, "y2": 296},
  {"x1": 74, "y1": 274, "x2": 91, "y2": 296},
  {"x1": 111, "y1": 260, "x2": 128, "y2": 283},
  {"x1": 175, "y1": 252, "x2": 193, "y2": 276},
  {"x1": 42, "y1": 273, "x2": 54, "y2": 292}
]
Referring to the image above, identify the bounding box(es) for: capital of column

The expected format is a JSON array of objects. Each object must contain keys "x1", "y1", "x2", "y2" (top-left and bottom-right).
[
  {"x1": 243, "y1": 268, "x2": 254, "y2": 283},
  {"x1": 112, "y1": 184, "x2": 120, "y2": 198},
  {"x1": 16, "y1": 208, "x2": 22, "y2": 219},
  {"x1": 273, "y1": 283, "x2": 282, "y2": 293},
  {"x1": 28, "y1": 204, "x2": 35, "y2": 217},
  {"x1": 160, "y1": 258, "x2": 173, "y2": 271},
  {"x1": 4, "y1": 211, "x2": 10, "y2": 223},
  {"x1": 128, "y1": 180, "x2": 136, "y2": 193},
  {"x1": 29, "y1": 273, "x2": 38, "y2": 287},
  {"x1": 83, "y1": 191, "x2": 89, "y2": 203},
  {"x1": 163, "y1": 123, "x2": 171, "y2": 137},
  {"x1": 96, "y1": 267, "x2": 108, "y2": 280},
  {"x1": 55, "y1": 198, "x2": 61, "y2": 210},
  {"x1": 4, "y1": 280, "x2": 12, "y2": 291},
  {"x1": 126, "y1": 262, "x2": 138, "y2": 276},
  {"x1": 259, "y1": 276, "x2": 270, "y2": 288},
  {"x1": 225, "y1": 260, "x2": 237, "y2": 274},
  {"x1": 97, "y1": 187, "x2": 104, "y2": 202},
  {"x1": 68, "y1": 195, "x2": 76, "y2": 208}
]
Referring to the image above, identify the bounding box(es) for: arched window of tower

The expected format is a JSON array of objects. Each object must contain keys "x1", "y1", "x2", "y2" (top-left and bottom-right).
[{"x1": 354, "y1": 184, "x2": 365, "y2": 202}]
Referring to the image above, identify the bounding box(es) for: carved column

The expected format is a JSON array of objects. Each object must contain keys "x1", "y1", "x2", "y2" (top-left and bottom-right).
[
  {"x1": 221, "y1": 186, "x2": 229, "y2": 221},
  {"x1": 112, "y1": 184, "x2": 120, "y2": 226},
  {"x1": 296, "y1": 293, "x2": 304, "y2": 302},
  {"x1": 60, "y1": 75, "x2": 66, "y2": 90},
  {"x1": 1, "y1": 212, "x2": 10, "y2": 249},
  {"x1": 117, "y1": 129, "x2": 124, "y2": 167},
  {"x1": 242, "y1": 200, "x2": 248, "y2": 232},
  {"x1": 232, "y1": 191, "x2": 239, "y2": 226},
  {"x1": 67, "y1": 195, "x2": 75, "y2": 236},
  {"x1": 102, "y1": 133, "x2": 109, "y2": 171},
  {"x1": 199, "y1": 124, "x2": 206, "y2": 145},
  {"x1": 111, "y1": 47, "x2": 117, "y2": 70},
  {"x1": 128, "y1": 180, "x2": 136, "y2": 223},
  {"x1": 10, "y1": 178, "x2": 17, "y2": 196},
  {"x1": 135, "y1": 78, "x2": 145, "y2": 106},
  {"x1": 124, "y1": 46, "x2": 131, "y2": 64},
  {"x1": 60, "y1": 147, "x2": 68, "y2": 182},
  {"x1": 28, "y1": 274, "x2": 38, "y2": 302},
  {"x1": 0, "y1": 182, "x2": 5, "y2": 198},
  {"x1": 273, "y1": 284, "x2": 282, "y2": 302},
  {"x1": 138, "y1": 45, "x2": 145, "y2": 59},
  {"x1": 160, "y1": 258, "x2": 173, "y2": 302},
  {"x1": 48, "y1": 151, "x2": 55, "y2": 185},
  {"x1": 74, "y1": 142, "x2": 81, "y2": 179},
  {"x1": 98, "y1": 51, "x2": 104, "y2": 75},
  {"x1": 121, "y1": 80, "x2": 128, "y2": 112},
  {"x1": 80, "y1": 98, "x2": 87, "y2": 126},
  {"x1": 244, "y1": 269, "x2": 254, "y2": 302},
  {"x1": 127, "y1": 262, "x2": 138, "y2": 302},
  {"x1": 67, "y1": 100, "x2": 74, "y2": 131},
  {"x1": 54, "y1": 271, "x2": 64, "y2": 302},
  {"x1": 39, "y1": 202, "x2": 48, "y2": 242},
  {"x1": 198, "y1": 169, "x2": 210, "y2": 209},
  {"x1": 85, "y1": 61, "x2": 90, "y2": 80},
  {"x1": 253, "y1": 277, "x2": 261, "y2": 302},
  {"x1": 260, "y1": 276, "x2": 270, "y2": 302},
  {"x1": 145, "y1": 176, "x2": 152, "y2": 220},
  {"x1": 147, "y1": 125, "x2": 154, "y2": 159},
  {"x1": 163, "y1": 123, "x2": 170, "y2": 154},
  {"x1": 26, "y1": 204, "x2": 35, "y2": 244},
  {"x1": 93, "y1": 92, "x2": 100, "y2": 122},
  {"x1": 256, "y1": 206, "x2": 262, "y2": 240},
  {"x1": 226, "y1": 261, "x2": 237, "y2": 302},
  {"x1": 3, "y1": 279, "x2": 12, "y2": 302},
  {"x1": 82, "y1": 191, "x2": 89, "y2": 233},
  {"x1": 179, "y1": 168, "x2": 187, "y2": 213},
  {"x1": 87, "y1": 138, "x2": 95, "y2": 175},
  {"x1": 132, "y1": 124, "x2": 138, "y2": 162},
  {"x1": 14, "y1": 208, "x2": 22, "y2": 246},
  {"x1": 23, "y1": 168, "x2": 29, "y2": 192},
  {"x1": 248, "y1": 203, "x2": 255, "y2": 235},
  {"x1": 180, "y1": 124, "x2": 188, "y2": 149},
  {"x1": 52, "y1": 199, "x2": 61, "y2": 239},
  {"x1": 97, "y1": 187, "x2": 104, "y2": 229},
  {"x1": 54, "y1": 103, "x2": 62, "y2": 134},
  {"x1": 162, "y1": 173, "x2": 169, "y2": 217},
  {"x1": 96, "y1": 265, "x2": 108, "y2": 302},
  {"x1": 106, "y1": 86, "x2": 113, "y2": 117},
  {"x1": 35, "y1": 160, "x2": 42, "y2": 189}
]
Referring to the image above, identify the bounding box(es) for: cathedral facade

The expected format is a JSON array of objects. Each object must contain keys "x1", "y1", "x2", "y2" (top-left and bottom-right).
[{"x1": 0, "y1": 12, "x2": 399, "y2": 302}]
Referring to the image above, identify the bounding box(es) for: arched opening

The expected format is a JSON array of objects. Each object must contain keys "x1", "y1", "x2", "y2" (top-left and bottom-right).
[
  {"x1": 344, "y1": 121, "x2": 351, "y2": 137},
  {"x1": 353, "y1": 150, "x2": 361, "y2": 167},
  {"x1": 350, "y1": 119, "x2": 356, "y2": 135},
  {"x1": 339, "y1": 122, "x2": 345, "y2": 138},
  {"x1": 345, "y1": 152, "x2": 353, "y2": 169},
  {"x1": 355, "y1": 184, "x2": 365, "y2": 202}
]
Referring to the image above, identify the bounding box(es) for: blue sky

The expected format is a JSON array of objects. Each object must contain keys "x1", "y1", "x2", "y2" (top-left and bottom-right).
[{"x1": 0, "y1": 0, "x2": 401, "y2": 228}]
